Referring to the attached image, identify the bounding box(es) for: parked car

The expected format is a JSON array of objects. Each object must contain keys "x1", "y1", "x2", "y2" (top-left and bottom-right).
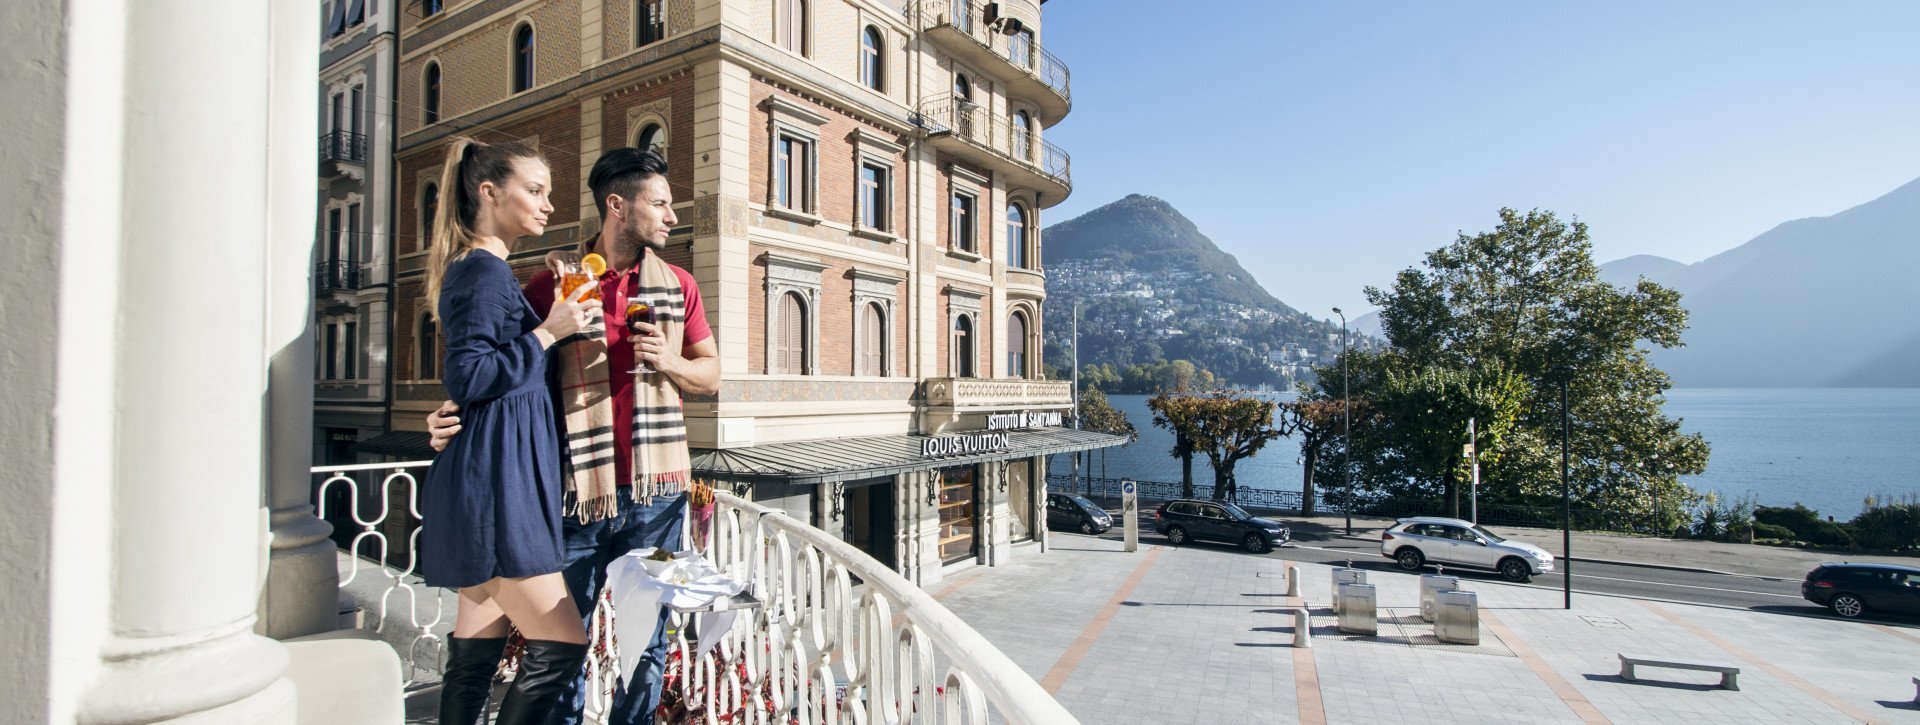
[
  {"x1": 1379, "y1": 516, "x2": 1555, "y2": 582},
  {"x1": 1801, "y1": 562, "x2": 1920, "y2": 619},
  {"x1": 1154, "y1": 499, "x2": 1290, "y2": 553},
  {"x1": 1047, "y1": 493, "x2": 1113, "y2": 534}
]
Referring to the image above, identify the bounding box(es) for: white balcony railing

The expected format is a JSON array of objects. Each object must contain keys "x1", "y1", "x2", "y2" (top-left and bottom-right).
[{"x1": 311, "y1": 462, "x2": 1078, "y2": 724}]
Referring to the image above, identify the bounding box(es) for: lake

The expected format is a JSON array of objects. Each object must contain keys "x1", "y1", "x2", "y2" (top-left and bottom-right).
[{"x1": 1054, "y1": 389, "x2": 1920, "y2": 520}]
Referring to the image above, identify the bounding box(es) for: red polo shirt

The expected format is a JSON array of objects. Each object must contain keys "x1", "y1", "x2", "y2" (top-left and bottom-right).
[{"x1": 524, "y1": 253, "x2": 711, "y2": 487}]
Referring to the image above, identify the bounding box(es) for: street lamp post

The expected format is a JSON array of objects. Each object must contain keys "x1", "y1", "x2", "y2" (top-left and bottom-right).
[
  {"x1": 1333, "y1": 307, "x2": 1350, "y2": 537},
  {"x1": 1553, "y1": 365, "x2": 1573, "y2": 610}
]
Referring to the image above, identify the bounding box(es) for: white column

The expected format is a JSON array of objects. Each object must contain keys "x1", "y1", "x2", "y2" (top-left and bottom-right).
[
  {"x1": 262, "y1": 0, "x2": 341, "y2": 640},
  {"x1": 75, "y1": 0, "x2": 299, "y2": 720}
]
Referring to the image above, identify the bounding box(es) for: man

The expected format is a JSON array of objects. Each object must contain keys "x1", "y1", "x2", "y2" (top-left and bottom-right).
[{"x1": 429, "y1": 147, "x2": 718, "y2": 724}]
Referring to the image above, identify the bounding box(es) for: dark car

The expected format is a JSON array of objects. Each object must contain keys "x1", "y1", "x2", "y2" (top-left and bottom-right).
[
  {"x1": 1047, "y1": 493, "x2": 1113, "y2": 534},
  {"x1": 1802, "y1": 562, "x2": 1920, "y2": 619},
  {"x1": 1154, "y1": 499, "x2": 1290, "y2": 553}
]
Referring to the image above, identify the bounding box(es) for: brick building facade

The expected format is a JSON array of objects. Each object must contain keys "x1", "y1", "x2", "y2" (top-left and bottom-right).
[{"x1": 372, "y1": 0, "x2": 1118, "y2": 584}]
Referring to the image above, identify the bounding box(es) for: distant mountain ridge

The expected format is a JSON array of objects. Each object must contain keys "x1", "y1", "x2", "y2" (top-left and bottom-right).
[
  {"x1": 1598, "y1": 175, "x2": 1920, "y2": 387},
  {"x1": 1041, "y1": 195, "x2": 1356, "y2": 387}
]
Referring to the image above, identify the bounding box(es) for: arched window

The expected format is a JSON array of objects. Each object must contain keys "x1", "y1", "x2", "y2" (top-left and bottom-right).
[
  {"x1": 860, "y1": 26, "x2": 884, "y2": 92},
  {"x1": 423, "y1": 63, "x2": 441, "y2": 124},
  {"x1": 512, "y1": 24, "x2": 535, "y2": 93},
  {"x1": 419, "y1": 183, "x2": 439, "y2": 250},
  {"x1": 1012, "y1": 110, "x2": 1033, "y2": 161},
  {"x1": 637, "y1": 0, "x2": 666, "y2": 46},
  {"x1": 636, "y1": 123, "x2": 664, "y2": 154},
  {"x1": 1007, "y1": 202, "x2": 1028, "y2": 269},
  {"x1": 1008, "y1": 311, "x2": 1030, "y2": 378},
  {"x1": 777, "y1": 0, "x2": 807, "y2": 55},
  {"x1": 953, "y1": 314, "x2": 975, "y2": 378},
  {"x1": 775, "y1": 291, "x2": 808, "y2": 374},
  {"x1": 954, "y1": 74, "x2": 971, "y2": 102},
  {"x1": 859, "y1": 302, "x2": 886, "y2": 376},
  {"x1": 417, "y1": 313, "x2": 438, "y2": 380}
]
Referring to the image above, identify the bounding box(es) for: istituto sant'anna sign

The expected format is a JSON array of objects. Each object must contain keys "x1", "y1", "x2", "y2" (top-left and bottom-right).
[
  {"x1": 984, "y1": 410, "x2": 1063, "y2": 430},
  {"x1": 920, "y1": 432, "x2": 1011, "y2": 458}
]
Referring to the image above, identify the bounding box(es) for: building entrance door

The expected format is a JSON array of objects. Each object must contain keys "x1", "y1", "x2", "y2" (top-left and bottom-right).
[{"x1": 841, "y1": 477, "x2": 896, "y2": 570}]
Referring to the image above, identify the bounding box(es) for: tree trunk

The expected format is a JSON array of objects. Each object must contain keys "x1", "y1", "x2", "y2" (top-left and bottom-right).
[
  {"x1": 1301, "y1": 442, "x2": 1318, "y2": 516},
  {"x1": 1444, "y1": 453, "x2": 1460, "y2": 519},
  {"x1": 1179, "y1": 437, "x2": 1194, "y2": 499},
  {"x1": 1211, "y1": 464, "x2": 1229, "y2": 501}
]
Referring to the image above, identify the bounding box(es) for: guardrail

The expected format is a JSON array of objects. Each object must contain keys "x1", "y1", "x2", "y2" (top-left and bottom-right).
[
  {"x1": 916, "y1": 95, "x2": 1070, "y2": 189},
  {"x1": 312, "y1": 461, "x2": 1078, "y2": 722},
  {"x1": 1044, "y1": 473, "x2": 1672, "y2": 535}
]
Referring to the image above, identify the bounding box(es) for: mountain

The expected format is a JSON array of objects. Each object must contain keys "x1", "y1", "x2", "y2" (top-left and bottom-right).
[
  {"x1": 1348, "y1": 310, "x2": 1384, "y2": 340},
  {"x1": 1599, "y1": 176, "x2": 1920, "y2": 387},
  {"x1": 1040, "y1": 194, "x2": 1360, "y2": 388},
  {"x1": 1597, "y1": 254, "x2": 1686, "y2": 288}
]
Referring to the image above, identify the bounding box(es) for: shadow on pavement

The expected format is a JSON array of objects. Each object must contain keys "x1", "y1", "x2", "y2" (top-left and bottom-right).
[
  {"x1": 1874, "y1": 700, "x2": 1920, "y2": 711},
  {"x1": 1581, "y1": 673, "x2": 1724, "y2": 692},
  {"x1": 1746, "y1": 603, "x2": 1920, "y2": 626}
]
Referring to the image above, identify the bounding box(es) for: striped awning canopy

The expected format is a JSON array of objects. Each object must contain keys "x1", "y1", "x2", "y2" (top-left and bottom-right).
[{"x1": 691, "y1": 427, "x2": 1127, "y2": 486}]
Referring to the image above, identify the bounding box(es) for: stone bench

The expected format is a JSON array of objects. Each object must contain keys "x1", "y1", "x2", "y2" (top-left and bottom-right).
[{"x1": 1618, "y1": 653, "x2": 1740, "y2": 691}]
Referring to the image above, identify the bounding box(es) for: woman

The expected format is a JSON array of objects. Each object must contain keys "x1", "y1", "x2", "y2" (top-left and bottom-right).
[{"x1": 419, "y1": 137, "x2": 600, "y2": 725}]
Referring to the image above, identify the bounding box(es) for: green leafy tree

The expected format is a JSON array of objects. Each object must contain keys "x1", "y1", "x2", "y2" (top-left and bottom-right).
[
  {"x1": 1150, "y1": 390, "x2": 1286, "y2": 501},
  {"x1": 1310, "y1": 208, "x2": 1708, "y2": 520},
  {"x1": 1076, "y1": 387, "x2": 1137, "y2": 442},
  {"x1": 1146, "y1": 393, "x2": 1202, "y2": 498},
  {"x1": 1276, "y1": 398, "x2": 1342, "y2": 515}
]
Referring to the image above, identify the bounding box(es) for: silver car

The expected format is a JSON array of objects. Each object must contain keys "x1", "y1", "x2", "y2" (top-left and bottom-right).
[{"x1": 1379, "y1": 516, "x2": 1555, "y2": 582}]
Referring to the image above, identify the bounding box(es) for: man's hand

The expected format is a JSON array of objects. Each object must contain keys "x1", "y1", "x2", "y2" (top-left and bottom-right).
[
  {"x1": 427, "y1": 400, "x2": 461, "y2": 452},
  {"x1": 630, "y1": 320, "x2": 673, "y2": 372}
]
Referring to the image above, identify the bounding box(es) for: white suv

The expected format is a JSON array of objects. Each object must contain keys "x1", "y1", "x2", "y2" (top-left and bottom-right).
[{"x1": 1379, "y1": 517, "x2": 1555, "y2": 582}]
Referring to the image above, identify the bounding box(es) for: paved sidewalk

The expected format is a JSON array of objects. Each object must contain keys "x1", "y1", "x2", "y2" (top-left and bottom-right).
[{"x1": 938, "y1": 534, "x2": 1920, "y2": 724}]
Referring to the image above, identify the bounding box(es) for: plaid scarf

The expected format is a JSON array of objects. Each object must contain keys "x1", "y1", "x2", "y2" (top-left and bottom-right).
[{"x1": 554, "y1": 250, "x2": 691, "y2": 522}]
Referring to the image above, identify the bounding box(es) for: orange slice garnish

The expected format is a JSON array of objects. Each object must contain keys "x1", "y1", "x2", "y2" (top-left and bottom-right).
[{"x1": 581, "y1": 253, "x2": 608, "y2": 277}]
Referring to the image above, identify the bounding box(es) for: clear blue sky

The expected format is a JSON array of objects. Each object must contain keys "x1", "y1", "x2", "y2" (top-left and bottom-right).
[{"x1": 1039, "y1": 1, "x2": 1920, "y2": 320}]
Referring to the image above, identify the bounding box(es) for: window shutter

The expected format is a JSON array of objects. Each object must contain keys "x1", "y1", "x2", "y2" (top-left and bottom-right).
[
  {"x1": 779, "y1": 293, "x2": 805, "y2": 374},
  {"x1": 863, "y1": 304, "x2": 884, "y2": 375}
]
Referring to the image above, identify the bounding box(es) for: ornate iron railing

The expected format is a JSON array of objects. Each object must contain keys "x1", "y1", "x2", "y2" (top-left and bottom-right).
[
  {"x1": 319, "y1": 130, "x2": 368, "y2": 164},
  {"x1": 314, "y1": 259, "x2": 364, "y2": 292},
  {"x1": 907, "y1": 0, "x2": 1070, "y2": 106},
  {"x1": 312, "y1": 461, "x2": 1078, "y2": 722},
  {"x1": 916, "y1": 95, "x2": 1070, "y2": 190}
]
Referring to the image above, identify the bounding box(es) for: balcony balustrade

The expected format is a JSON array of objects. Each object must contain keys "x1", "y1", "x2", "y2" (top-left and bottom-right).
[
  {"x1": 314, "y1": 259, "x2": 365, "y2": 293},
  {"x1": 908, "y1": 0, "x2": 1071, "y2": 125},
  {"x1": 311, "y1": 461, "x2": 1078, "y2": 723},
  {"x1": 917, "y1": 95, "x2": 1071, "y2": 204},
  {"x1": 319, "y1": 130, "x2": 368, "y2": 165},
  {"x1": 924, "y1": 377, "x2": 1071, "y2": 409}
]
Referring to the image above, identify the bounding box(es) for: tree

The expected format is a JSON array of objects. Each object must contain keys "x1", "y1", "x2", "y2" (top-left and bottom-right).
[
  {"x1": 1151, "y1": 390, "x2": 1286, "y2": 501},
  {"x1": 1313, "y1": 208, "x2": 1708, "y2": 519},
  {"x1": 1276, "y1": 398, "x2": 1341, "y2": 515},
  {"x1": 1146, "y1": 391, "x2": 1204, "y2": 498},
  {"x1": 1077, "y1": 387, "x2": 1137, "y2": 442}
]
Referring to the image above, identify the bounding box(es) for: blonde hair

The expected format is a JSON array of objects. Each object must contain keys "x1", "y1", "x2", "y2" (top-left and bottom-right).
[{"x1": 423, "y1": 136, "x2": 545, "y2": 320}]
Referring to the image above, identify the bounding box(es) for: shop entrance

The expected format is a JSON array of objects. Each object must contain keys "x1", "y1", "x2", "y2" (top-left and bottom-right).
[
  {"x1": 936, "y1": 465, "x2": 980, "y2": 564},
  {"x1": 841, "y1": 477, "x2": 896, "y2": 570}
]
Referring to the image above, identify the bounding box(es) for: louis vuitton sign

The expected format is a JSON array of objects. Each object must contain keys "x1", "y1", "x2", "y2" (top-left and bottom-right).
[{"x1": 920, "y1": 432, "x2": 1011, "y2": 458}]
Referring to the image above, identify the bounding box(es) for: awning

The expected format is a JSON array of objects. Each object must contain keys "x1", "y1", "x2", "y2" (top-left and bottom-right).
[
  {"x1": 690, "y1": 427, "x2": 1128, "y2": 486},
  {"x1": 352, "y1": 431, "x2": 435, "y2": 458}
]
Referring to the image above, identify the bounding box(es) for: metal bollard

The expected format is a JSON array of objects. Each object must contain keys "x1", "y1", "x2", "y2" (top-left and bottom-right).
[
  {"x1": 1293, "y1": 608, "x2": 1312, "y2": 648},
  {"x1": 1420, "y1": 574, "x2": 1460, "y2": 623},
  {"x1": 1330, "y1": 568, "x2": 1366, "y2": 615},
  {"x1": 1434, "y1": 590, "x2": 1479, "y2": 645},
  {"x1": 1336, "y1": 582, "x2": 1378, "y2": 635},
  {"x1": 1285, "y1": 565, "x2": 1301, "y2": 597}
]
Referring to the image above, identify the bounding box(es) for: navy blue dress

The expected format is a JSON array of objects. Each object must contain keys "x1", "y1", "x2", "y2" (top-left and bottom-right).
[{"x1": 420, "y1": 249, "x2": 565, "y2": 589}]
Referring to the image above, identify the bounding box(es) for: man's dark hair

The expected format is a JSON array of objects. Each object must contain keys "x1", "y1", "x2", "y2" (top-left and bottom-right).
[{"x1": 587, "y1": 146, "x2": 669, "y2": 220}]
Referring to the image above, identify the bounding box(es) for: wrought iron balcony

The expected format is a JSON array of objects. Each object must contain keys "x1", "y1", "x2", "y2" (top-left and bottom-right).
[
  {"x1": 925, "y1": 377, "x2": 1072, "y2": 409},
  {"x1": 318, "y1": 130, "x2": 368, "y2": 166},
  {"x1": 917, "y1": 95, "x2": 1071, "y2": 204},
  {"x1": 908, "y1": 0, "x2": 1071, "y2": 125},
  {"x1": 311, "y1": 461, "x2": 1080, "y2": 722},
  {"x1": 314, "y1": 259, "x2": 365, "y2": 293}
]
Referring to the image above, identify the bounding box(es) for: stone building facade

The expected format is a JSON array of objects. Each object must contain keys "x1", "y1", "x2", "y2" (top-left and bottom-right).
[{"x1": 379, "y1": 0, "x2": 1117, "y2": 584}]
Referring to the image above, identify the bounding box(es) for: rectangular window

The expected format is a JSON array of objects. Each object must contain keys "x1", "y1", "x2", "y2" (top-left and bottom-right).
[
  {"x1": 950, "y1": 191, "x2": 976, "y2": 252},
  {"x1": 1009, "y1": 30, "x2": 1033, "y2": 69},
  {"x1": 350, "y1": 86, "x2": 363, "y2": 136},
  {"x1": 775, "y1": 134, "x2": 812, "y2": 211},
  {"x1": 324, "y1": 324, "x2": 338, "y2": 380},
  {"x1": 328, "y1": 207, "x2": 345, "y2": 264},
  {"x1": 638, "y1": 0, "x2": 666, "y2": 45},
  {"x1": 346, "y1": 202, "x2": 361, "y2": 267},
  {"x1": 859, "y1": 163, "x2": 889, "y2": 231},
  {"x1": 343, "y1": 321, "x2": 358, "y2": 379},
  {"x1": 937, "y1": 465, "x2": 979, "y2": 563}
]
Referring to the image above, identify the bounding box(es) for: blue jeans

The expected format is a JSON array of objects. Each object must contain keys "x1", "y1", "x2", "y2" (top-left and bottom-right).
[{"x1": 556, "y1": 492, "x2": 686, "y2": 725}]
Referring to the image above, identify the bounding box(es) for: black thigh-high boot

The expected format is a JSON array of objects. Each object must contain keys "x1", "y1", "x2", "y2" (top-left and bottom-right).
[
  {"x1": 439, "y1": 636, "x2": 508, "y2": 725},
  {"x1": 494, "y1": 640, "x2": 590, "y2": 725}
]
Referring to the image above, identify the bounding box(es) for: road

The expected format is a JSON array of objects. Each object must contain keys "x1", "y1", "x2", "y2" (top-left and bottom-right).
[{"x1": 1070, "y1": 527, "x2": 1920, "y2": 627}]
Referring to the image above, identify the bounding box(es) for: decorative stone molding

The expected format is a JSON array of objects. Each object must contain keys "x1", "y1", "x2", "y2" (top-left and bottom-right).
[
  {"x1": 851, "y1": 267, "x2": 902, "y2": 377},
  {"x1": 763, "y1": 251, "x2": 827, "y2": 375},
  {"x1": 626, "y1": 97, "x2": 672, "y2": 152},
  {"x1": 765, "y1": 94, "x2": 830, "y2": 127}
]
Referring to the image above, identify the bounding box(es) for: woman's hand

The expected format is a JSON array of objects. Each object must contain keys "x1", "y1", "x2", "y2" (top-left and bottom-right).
[{"x1": 535, "y1": 280, "x2": 600, "y2": 346}]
